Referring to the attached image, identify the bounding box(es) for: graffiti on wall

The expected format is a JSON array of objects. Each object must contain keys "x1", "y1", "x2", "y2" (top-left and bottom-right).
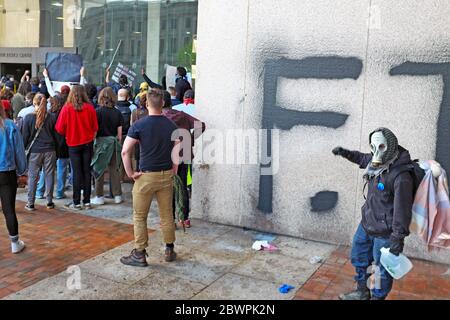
[
  {"x1": 258, "y1": 56, "x2": 363, "y2": 213},
  {"x1": 258, "y1": 57, "x2": 450, "y2": 214}
]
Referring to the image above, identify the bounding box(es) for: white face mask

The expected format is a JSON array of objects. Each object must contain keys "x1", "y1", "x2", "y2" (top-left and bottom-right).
[{"x1": 370, "y1": 131, "x2": 388, "y2": 167}]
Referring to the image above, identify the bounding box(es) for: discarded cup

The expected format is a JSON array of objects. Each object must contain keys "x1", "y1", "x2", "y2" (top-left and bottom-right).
[{"x1": 309, "y1": 256, "x2": 323, "y2": 264}]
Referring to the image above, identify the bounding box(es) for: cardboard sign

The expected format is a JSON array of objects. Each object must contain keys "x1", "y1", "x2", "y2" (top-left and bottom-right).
[
  {"x1": 45, "y1": 53, "x2": 82, "y2": 83},
  {"x1": 165, "y1": 64, "x2": 178, "y2": 89},
  {"x1": 111, "y1": 62, "x2": 137, "y2": 85}
]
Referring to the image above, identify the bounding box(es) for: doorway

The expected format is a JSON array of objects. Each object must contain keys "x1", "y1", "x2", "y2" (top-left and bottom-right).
[{"x1": 1, "y1": 63, "x2": 32, "y2": 81}]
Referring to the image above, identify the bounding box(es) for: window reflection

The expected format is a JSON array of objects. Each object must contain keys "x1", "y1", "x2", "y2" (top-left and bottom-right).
[{"x1": 0, "y1": 0, "x2": 198, "y2": 86}]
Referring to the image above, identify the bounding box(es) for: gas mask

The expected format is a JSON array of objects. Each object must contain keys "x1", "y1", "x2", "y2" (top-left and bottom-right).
[{"x1": 369, "y1": 128, "x2": 398, "y2": 167}]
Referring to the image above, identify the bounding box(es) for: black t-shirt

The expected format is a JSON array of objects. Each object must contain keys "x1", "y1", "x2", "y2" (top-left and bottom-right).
[
  {"x1": 127, "y1": 115, "x2": 178, "y2": 171},
  {"x1": 96, "y1": 106, "x2": 124, "y2": 137}
]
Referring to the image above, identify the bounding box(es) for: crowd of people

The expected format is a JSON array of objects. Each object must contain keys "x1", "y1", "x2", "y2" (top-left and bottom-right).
[
  {"x1": 0, "y1": 65, "x2": 205, "y2": 265},
  {"x1": 3, "y1": 62, "x2": 444, "y2": 300}
]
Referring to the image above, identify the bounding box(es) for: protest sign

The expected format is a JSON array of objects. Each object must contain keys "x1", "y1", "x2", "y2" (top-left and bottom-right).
[
  {"x1": 45, "y1": 53, "x2": 82, "y2": 83},
  {"x1": 111, "y1": 62, "x2": 137, "y2": 85}
]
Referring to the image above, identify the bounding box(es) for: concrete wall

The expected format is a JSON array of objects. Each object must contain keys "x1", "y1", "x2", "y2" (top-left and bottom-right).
[{"x1": 193, "y1": 0, "x2": 450, "y2": 264}]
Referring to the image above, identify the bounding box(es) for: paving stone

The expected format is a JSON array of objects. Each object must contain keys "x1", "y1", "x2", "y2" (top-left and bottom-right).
[
  {"x1": 0, "y1": 201, "x2": 137, "y2": 299},
  {"x1": 192, "y1": 273, "x2": 295, "y2": 300},
  {"x1": 145, "y1": 247, "x2": 242, "y2": 286},
  {"x1": 5, "y1": 271, "x2": 126, "y2": 300},
  {"x1": 110, "y1": 272, "x2": 206, "y2": 300},
  {"x1": 232, "y1": 252, "x2": 318, "y2": 286},
  {"x1": 273, "y1": 236, "x2": 336, "y2": 260}
]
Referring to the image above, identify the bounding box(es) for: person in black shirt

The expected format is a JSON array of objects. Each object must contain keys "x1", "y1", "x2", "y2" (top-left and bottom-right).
[
  {"x1": 120, "y1": 89, "x2": 180, "y2": 267},
  {"x1": 91, "y1": 87, "x2": 124, "y2": 205}
]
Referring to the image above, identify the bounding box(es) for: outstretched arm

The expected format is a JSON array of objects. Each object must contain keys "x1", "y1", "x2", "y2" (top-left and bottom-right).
[
  {"x1": 80, "y1": 67, "x2": 88, "y2": 86},
  {"x1": 141, "y1": 67, "x2": 163, "y2": 89},
  {"x1": 105, "y1": 67, "x2": 111, "y2": 85},
  {"x1": 332, "y1": 146, "x2": 372, "y2": 169}
]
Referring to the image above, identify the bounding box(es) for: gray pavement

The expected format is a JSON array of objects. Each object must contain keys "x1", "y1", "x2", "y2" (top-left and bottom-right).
[{"x1": 7, "y1": 184, "x2": 336, "y2": 300}]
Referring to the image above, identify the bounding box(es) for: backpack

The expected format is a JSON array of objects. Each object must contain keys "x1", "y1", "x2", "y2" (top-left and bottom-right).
[
  {"x1": 386, "y1": 160, "x2": 426, "y2": 198},
  {"x1": 116, "y1": 105, "x2": 131, "y2": 135}
]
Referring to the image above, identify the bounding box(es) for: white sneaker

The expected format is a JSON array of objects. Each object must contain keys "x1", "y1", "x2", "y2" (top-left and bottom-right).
[
  {"x1": 91, "y1": 196, "x2": 105, "y2": 205},
  {"x1": 114, "y1": 195, "x2": 123, "y2": 204},
  {"x1": 11, "y1": 240, "x2": 26, "y2": 254}
]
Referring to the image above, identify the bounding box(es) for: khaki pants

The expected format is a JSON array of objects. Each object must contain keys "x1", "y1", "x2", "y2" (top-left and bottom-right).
[
  {"x1": 132, "y1": 170, "x2": 174, "y2": 250},
  {"x1": 95, "y1": 151, "x2": 122, "y2": 197}
]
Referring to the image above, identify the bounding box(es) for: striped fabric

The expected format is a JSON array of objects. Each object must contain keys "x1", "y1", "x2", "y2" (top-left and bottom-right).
[{"x1": 410, "y1": 160, "x2": 450, "y2": 251}]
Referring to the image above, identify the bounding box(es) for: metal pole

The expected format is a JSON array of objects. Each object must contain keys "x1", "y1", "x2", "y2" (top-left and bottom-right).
[{"x1": 108, "y1": 39, "x2": 122, "y2": 70}]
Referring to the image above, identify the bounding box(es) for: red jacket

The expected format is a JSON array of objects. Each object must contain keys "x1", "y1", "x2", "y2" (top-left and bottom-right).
[{"x1": 56, "y1": 102, "x2": 98, "y2": 147}]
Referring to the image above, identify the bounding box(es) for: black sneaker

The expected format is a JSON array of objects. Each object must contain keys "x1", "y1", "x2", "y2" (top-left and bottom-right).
[
  {"x1": 120, "y1": 249, "x2": 148, "y2": 267},
  {"x1": 46, "y1": 202, "x2": 55, "y2": 209},
  {"x1": 339, "y1": 289, "x2": 371, "y2": 300},
  {"x1": 25, "y1": 204, "x2": 36, "y2": 211},
  {"x1": 165, "y1": 246, "x2": 177, "y2": 262}
]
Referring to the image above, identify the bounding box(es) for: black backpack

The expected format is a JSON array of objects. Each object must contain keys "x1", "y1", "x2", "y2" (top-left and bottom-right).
[
  {"x1": 116, "y1": 106, "x2": 131, "y2": 135},
  {"x1": 386, "y1": 160, "x2": 426, "y2": 198}
]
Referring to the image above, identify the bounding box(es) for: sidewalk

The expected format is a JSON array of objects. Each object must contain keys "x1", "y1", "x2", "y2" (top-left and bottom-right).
[{"x1": 1, "y1": 186, "x2": 449, "y2": 300}]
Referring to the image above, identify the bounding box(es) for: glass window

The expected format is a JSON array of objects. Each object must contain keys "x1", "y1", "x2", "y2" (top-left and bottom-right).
[
  {"x1": 170, "y1": 18, "x2": 177, "y2": 29},
  {"x1": 0, "y1": 0, "x2": 198, "y2": 88},
  {"x1": 170, "y1": 38, "x2": 177, "y2": 53},
  {"x1": 137, "y1": 40, "x2": 141, "y2": 57},
  {"x1": 160, "y1": 39, "x2": 165, "y2": 55}
]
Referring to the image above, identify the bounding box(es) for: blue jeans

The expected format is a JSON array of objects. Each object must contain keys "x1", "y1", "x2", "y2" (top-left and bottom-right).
[
  {"x1": 36, "y1": 158, "x2": 70, "y2": 198},
  {"x1": 350, "y1": 223, "x2": 394, "y2": 299}
]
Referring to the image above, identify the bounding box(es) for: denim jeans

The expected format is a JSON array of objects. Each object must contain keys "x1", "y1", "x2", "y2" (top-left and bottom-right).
[
  {"x1": 36, "y1": 158, "x2": 70, "y2": 198},
  {"x1": 350, "y1": 223, "x2": 394, "y2": 299},
  {"x1": 56, "y1": 158, "x2": 69, "y2": 198}
]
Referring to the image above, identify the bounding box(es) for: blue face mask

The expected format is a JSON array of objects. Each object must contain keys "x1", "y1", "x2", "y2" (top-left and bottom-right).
[{"x1": 175, "y1": 74, "x2": 181, "y2": 79}]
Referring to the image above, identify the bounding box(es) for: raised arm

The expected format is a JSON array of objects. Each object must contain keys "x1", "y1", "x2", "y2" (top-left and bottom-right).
[
  {"x1": 332, "y1": 146, "x2": 372, "y2": 169},
  {"x1": 141, "y1": 67, "x2": 163, "y2": 89},
  {"x1": 43, "y1": 68, "x2": 56, "y2": 97},
  {"x1": 20, "y1": 70, "x2": 30, "y2": 83},
  {"x1": 80, "y1": 67, "x2": 88, "y2": 86},
  {"x1": 105, "y1": 67, "x2": 111, "y2": 85}
]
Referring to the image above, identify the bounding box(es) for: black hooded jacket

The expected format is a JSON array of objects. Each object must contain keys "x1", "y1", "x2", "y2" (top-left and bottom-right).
[{"x1": 345, "y1": 146, "x2": 414, "y2": 252}]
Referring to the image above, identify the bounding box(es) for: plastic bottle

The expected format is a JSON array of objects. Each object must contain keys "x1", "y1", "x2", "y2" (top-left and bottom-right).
[{"x1": 380, "y1": 247, "x2": 413, "y2": 279}]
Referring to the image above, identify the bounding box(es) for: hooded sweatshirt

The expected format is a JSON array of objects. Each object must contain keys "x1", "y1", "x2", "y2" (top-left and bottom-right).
[{"x1": 345, "y1": 146, "x2": 414, "y2": 247}]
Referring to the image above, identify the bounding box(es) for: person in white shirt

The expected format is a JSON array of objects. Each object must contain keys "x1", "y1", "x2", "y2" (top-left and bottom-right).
[{"x1": 43, "y1": 67, "x2": 88, "y2": 98}]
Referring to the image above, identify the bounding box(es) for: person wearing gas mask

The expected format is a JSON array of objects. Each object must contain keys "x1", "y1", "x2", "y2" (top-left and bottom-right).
[{"x1": 332, "y1": 127, "x2": 414, "y2": 300}]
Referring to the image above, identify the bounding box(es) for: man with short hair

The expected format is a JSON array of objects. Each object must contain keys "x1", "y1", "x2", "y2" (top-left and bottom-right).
[
  {"x1": 120, "y1": 89, "x2": 180, "y2": 267},
  {"x1": 116, "y1": 89, "x2": 133, "y2": 139}
]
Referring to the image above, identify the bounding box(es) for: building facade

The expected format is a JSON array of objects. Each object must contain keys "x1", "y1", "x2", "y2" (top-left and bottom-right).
[
  {"x1": 193, "y1": 0, "x2": 450, "y2": 264},
  {"x1": 0, "y1": 0, "x2": 198, "y2": 86}
]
